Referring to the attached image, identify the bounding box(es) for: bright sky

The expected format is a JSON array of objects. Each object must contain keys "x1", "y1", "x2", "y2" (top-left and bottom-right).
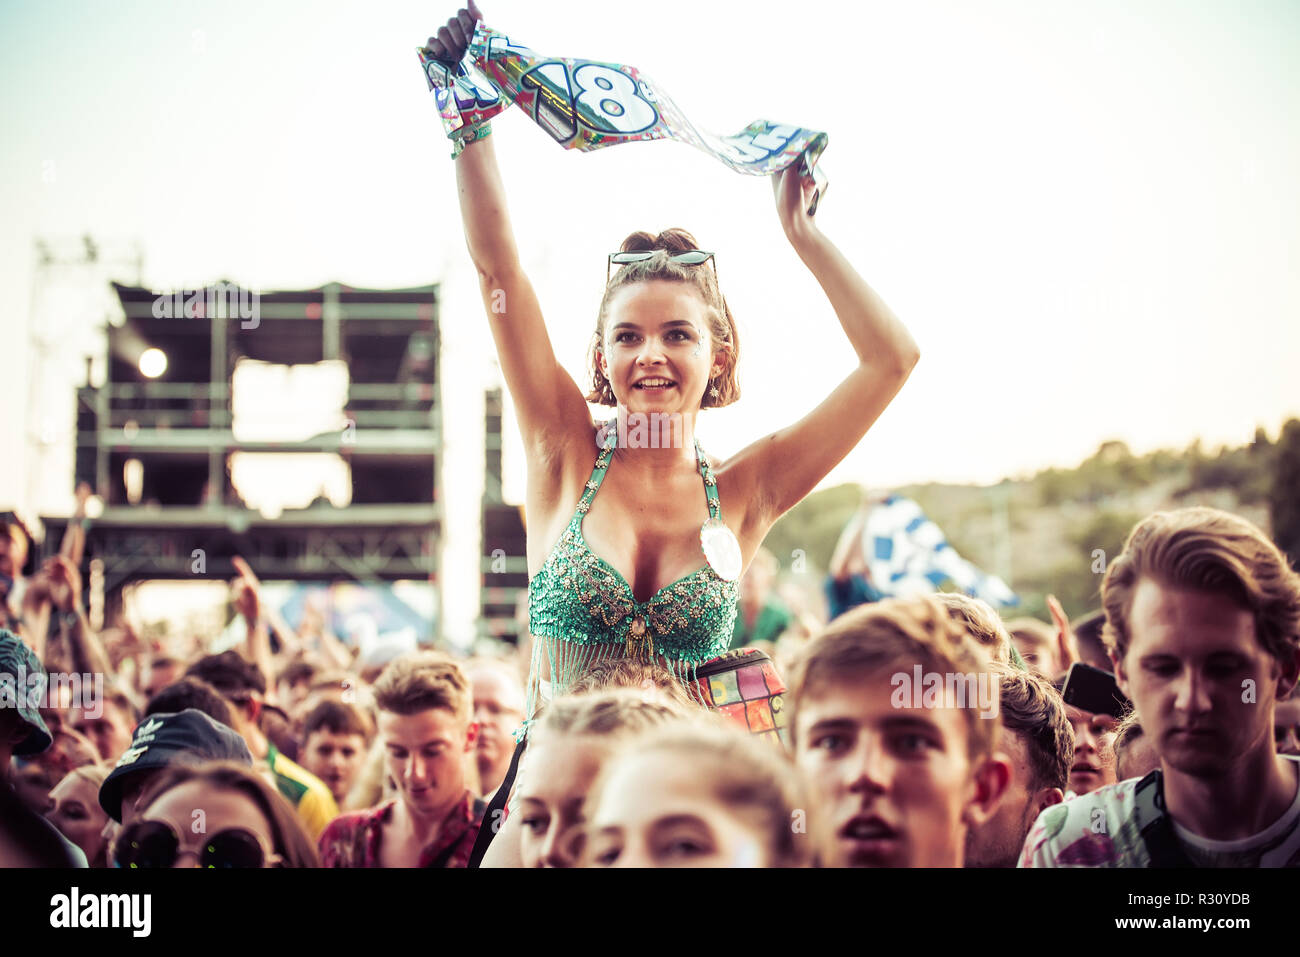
[{"x1": 3, "y1": 0, "x2": 1298, "y2": 642}]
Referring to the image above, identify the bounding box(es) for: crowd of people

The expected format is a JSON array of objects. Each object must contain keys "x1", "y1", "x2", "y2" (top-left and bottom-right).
[
  {"x1": 1, "y1": 1, "x2": 1295, "y2": 875},
  {"x1": 2, "y1": 502, "x2": 1298, "y2": 869}
]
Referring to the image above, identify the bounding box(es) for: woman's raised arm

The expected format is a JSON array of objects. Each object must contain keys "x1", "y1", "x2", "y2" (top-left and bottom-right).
[
  {"x1": 730, "y1": 165, "x2": 921, "y2": 530},
  {"x1": 430, "y1": 5, "x2": 593, "y2": 452}
]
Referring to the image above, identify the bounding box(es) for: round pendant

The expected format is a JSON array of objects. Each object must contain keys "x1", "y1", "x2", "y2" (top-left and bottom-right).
[{"x1": 700, "y1": 518, "x2": 742, "y2": 582}]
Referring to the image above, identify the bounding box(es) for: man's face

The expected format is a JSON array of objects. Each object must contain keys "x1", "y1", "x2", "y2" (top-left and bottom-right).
[
  {"x1": 794, "y1": 670, "x2": 988, "y2": 868},
  {"x1": 964, "y1": 732, "x2": 1060, "y2": 868},
  {"x1": 378, "y1": 707, "x2": 475, "y2": 818},
  {"x1": 1064, "y1": 704, "x2": 1118, "y2": 795},
  {"x1": 470, "y1": 667, "x2": 523, "y2": 789},
  {"x1": 301, "y1": 729, "x2": 367, "y2": 803},
  {"x1": 1115, "y1": 580, "x2": 1298, "y2": 778},
  {"x1": 1013, "y1": 634, "x2": 1062, "y2": 681},
  {"x1": 12, "y1": 760, "x2": 55, "y2": 814},
  {"x1": 71, "y1": 701, "x2": 135, "y2": 764}
]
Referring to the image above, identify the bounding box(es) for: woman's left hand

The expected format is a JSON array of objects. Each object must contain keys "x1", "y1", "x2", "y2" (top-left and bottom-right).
[{"x1": 771, "y1": 162, "x2": 821, "y2": 242}]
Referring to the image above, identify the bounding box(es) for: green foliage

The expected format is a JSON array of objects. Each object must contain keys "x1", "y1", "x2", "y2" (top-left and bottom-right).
[
  {"x1": 1030, "y1": 434, "x2": 1276, "y2": 506},
  {"x1": 763, "y1": 483, "x2": 862, "y2": 573},
  {"x1": 764, "y1": 428, "x2": 1287, "y2": 618},
  {"x1": 1069, "y1": 510, "x2": 1144, "y2": 559},
  {"x1": 1270, "y1": 418, "x2": 1300, "y2": 568},
  {"x1": 1184, "y1": 442, "x2": 1275, "y2": 503}
]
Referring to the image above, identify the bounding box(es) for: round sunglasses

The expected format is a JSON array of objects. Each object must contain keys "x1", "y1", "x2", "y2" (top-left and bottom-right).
[
  {"x1": 114, "y1": 819, "x2": 280, "y2": 869},
  {"x1": 607, "y1": 250, "x2": 716, "y2": 284}
]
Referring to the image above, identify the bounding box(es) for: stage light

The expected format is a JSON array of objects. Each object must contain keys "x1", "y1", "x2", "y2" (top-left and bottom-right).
[{"x1": 139, "y1": 348, "x2": 167, "y2": 378}]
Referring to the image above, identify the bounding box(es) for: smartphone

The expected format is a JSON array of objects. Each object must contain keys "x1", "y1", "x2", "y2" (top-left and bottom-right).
[{"x1": 1061, "y1": 662, "x2": 1129, "y2": 719}]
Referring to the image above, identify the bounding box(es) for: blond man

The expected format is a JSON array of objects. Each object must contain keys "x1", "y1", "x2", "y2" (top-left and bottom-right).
[{"x1": 791, "y1": 596, "x2": 1011, "y2": 867}]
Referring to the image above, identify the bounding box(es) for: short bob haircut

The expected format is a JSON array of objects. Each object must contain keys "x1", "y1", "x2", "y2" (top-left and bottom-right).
[
  {"x1": 132, "y1": 761, "x2": 321, "y2": 868},
  {"x1": 587, "y1": 228, "x2": 740, "y2": 409},
  {"x1": 1101, "y1": 507, "x2": 1300, "y2": 664}
]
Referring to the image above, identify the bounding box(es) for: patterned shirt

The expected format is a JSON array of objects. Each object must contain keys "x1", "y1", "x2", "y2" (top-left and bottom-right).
[
  {"x1": 317, "y1": 792, "x2": 486, "y2": 868},
  {"x1": 1020, "y1": 755, "x2": 1300, "y2": 867}
]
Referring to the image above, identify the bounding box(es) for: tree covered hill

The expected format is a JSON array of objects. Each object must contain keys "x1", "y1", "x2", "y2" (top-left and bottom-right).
[{"x1": 765, "y1": 419, "x2": 1299, "y2": 622}]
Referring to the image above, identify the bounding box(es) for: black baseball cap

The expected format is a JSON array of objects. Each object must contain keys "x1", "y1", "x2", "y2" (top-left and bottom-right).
[{"x1": 99, "y1": 709, "x2": 253, "y2": 821}]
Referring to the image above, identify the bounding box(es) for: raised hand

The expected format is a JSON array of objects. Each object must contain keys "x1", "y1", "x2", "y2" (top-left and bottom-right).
[
  {"x1": 1046, "y1": 593, "x2": 1081, "y2": 669},
  {"x1": 73, "y1": 482, "x2": 93, "y2": 518},
  {"x1": 771, "y1": 162, "x2": 822, "y2": 242},
  {"x1": 426, "y1": 0, "x2": 485, "y2": 65},
  {"x1": 231, "y1": 555, "x2": 261, "y2": 625},
  {"x1": 44, "y1": 556, "x2": 83, "y2": 615}
]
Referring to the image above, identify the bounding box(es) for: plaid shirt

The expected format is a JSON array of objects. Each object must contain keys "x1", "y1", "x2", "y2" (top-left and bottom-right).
[{"x1": 318, "y1": 792, "x2": 486, "y2": 868}]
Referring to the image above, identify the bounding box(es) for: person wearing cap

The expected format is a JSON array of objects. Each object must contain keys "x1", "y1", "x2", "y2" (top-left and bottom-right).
[
  {"x1": 185, "y1": 651, "x2": 338, "y2": 838},
  {"x1": 0, "y1": 629, "x2": 88, "y2": 866},
  {"x1": 98, "y1": 707, "x2": 254, "y2": 829}
]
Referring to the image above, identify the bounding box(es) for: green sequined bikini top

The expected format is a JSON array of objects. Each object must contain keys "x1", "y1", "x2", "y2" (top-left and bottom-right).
[{"x1": 526, "y1": 426, "x2": 740, "y2": 704}]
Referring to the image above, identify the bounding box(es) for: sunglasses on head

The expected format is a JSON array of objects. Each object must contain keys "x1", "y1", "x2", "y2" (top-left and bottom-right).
[
  {"x1": 607, "y1": 250, "x2": 716, "y2": 284},
  {"x1": 114, "y1": 819, "x2": 278, "y2": 869}
]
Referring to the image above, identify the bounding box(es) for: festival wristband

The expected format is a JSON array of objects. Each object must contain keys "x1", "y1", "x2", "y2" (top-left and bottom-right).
[
  {"x1": 417, "y1": 22, "x2": 829, "y2": 215},
  {"x1": 448, "y1": 120, "x2": 493, "y2": 160}
]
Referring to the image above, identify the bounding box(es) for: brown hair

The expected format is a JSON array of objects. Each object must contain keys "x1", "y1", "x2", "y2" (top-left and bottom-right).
[
  {"x1": 532, "y1": 689, "x2": 689, "y2": 743},
  {"x1": 144, "y1": 676, "x2": 236, "y2": 728},
  {"x1": 789, "y1": 596, "x2": 1000, "y2": 761},
  {"x1": 934, "y1": 593, "x2": 1013, "y2": 665},
  {"x1": 277, "y1": 658, "x2": 319, "y2": 689},
  {"x1": 587, "y1": 228, "x2": 740, "y2": 409},
  {"x1": 1113, "y1": 707, "x2": 1143, "y2": 750},
  {"x1": 592, "y1": 720, "x2": 809, "y2": 867},
  {"x1": 134, "y1": 761, "x2": 321, "y2": 868},
  {"x1": 372, "y1": 652, "x2": 471, "y2": 724},
  {"x1": 1101, "y1": 507, "x2": 1300, "y2": 663},
  {"x1": 105, "y1": 687, "x2": 139, "y2": 724},
  {"x1": 302, "y1": 700, "x2": 371, "y2": 743},
  {"x1": 566, "y1": 658, "x2": 699, "y2": 709},
  {"x1": 991, "y1": 664, "x2": 1073, "y2": 792},
  {"x1": 1005, "y1": 617, "x2": 1056, "y2": 648}
]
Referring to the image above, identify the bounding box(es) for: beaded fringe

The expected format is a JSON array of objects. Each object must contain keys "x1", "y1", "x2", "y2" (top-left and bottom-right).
[{"x1": 522, "y1": 637, "x2": 713, "y2": 726}]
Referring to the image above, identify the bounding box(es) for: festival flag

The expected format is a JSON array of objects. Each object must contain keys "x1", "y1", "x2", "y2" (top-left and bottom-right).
[
  {"x1": 862, "y1": 495, "x2": 1019, "y2": 607},
  {"x1": 418, "y1": 20, "x2": 829, "y2": 212}
]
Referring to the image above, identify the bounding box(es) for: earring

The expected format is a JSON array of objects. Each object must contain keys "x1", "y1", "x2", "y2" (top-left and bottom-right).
[{"x1": 709, "y1": 381, "x2": 720, "y2": 399}]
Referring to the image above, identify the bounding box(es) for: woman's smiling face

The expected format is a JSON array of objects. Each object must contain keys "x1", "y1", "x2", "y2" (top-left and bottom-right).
[{"x1": 599, "y1": 280, "x2": 724, "y2": 414}]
